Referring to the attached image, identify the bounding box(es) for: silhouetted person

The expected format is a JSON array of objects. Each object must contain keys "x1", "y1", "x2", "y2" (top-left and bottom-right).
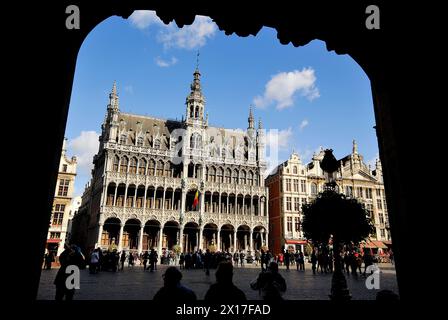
[
  {"x1": 204, "y1": 261, "x2": 247, "y2": 302},
  {"x1": 204, "y1": 249, "x2": 212, "y2": 276},
  {"x1": 120, "y1": 251, "x2": 126, "y2": 270},
  {"x1": 284, "y1": 251, "x2": 290, "y2": 270},
  {"x1": 153, "y1": 267, "x2": 197, "y2": 302},
  {"x1": 250, "y1": 262, "x2": 286, "y2": 301},
  {"x1": 44, "y1": 251, "x2": 54, "y2": 270},
  {"x1": 54, "y1": 244, "x2": 85, "y2": 300},
  {"x1": 311, "y1": 251, "x2": 317, "y2": 274},
  {"x1": 142, "y1": 251, "x2": 149, "y2": 270}
]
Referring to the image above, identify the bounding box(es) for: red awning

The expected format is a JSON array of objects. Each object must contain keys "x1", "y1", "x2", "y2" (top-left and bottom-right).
[
  {"x1": 371, "y1": 240, "x2": 388, "y2": 249},
  {"x1": 285, "y1": 240, "x2": 307, "y2": 245},
  {"x1": 47, "y1": 239, "x2": 61, "y2": 243}
]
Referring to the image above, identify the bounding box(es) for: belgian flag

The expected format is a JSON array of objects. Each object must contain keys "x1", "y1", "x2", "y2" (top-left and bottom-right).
[{"x1": 192, "y1": 190, "x2": 199, "y2": 209}]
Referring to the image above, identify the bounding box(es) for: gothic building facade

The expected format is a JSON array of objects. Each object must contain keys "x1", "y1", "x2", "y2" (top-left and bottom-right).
[
  {"x1": 74, "y1": 67, "x2": 269, "y2": 255},
  {"x1": 266, "y1": 141, "x2": 391, "y2": 255}
]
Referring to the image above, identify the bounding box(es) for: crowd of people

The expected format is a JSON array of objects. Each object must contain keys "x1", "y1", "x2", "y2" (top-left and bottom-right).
[{"x1": 44, "y1": 243, "x2": 395, "y2": 301}]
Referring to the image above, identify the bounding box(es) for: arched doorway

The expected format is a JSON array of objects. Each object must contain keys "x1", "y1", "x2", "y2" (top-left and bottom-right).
[
  {"x1": 237, "y1": 225, "x2": 250, "y2": 252},
  {"x1": 162, "y1": 221, "x2": 180, "y2": 251},
  {"x1": 183, "y1": 222, "x2": 199, "y2": 253},
  {"x1": 253, "y1": 226, "x2": 267, "y2": 251},
  {"x1": 101, "y1": 217, "x2": 121, "y2": 248},
  {"x1": 203, "y1": 223, "x2": 218, "y2": 251},
  {"x1": 220, "y1": 224, "x2": 235, "y2": 253},
  {"x1": 143, "y1": 219, "x2": 161, "y2": 251},
  {"x1": 123, "y1": 219, "x2": 141, "y2": 251}
]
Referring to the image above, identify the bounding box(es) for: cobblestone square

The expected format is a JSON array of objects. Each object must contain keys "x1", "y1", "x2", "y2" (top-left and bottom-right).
[{"x1": 37, "y1": 262, "x2": 397, "y2": 300}]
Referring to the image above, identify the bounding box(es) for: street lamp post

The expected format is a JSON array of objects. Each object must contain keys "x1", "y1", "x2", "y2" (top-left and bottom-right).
[{"x1": 320, "y1": 149, "x2": 352, "y2": 301}]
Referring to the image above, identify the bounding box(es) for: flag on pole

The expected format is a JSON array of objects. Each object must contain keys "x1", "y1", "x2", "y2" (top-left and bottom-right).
[{"x1": 192, "y1": 190, "x2": 199, "y2": 209}]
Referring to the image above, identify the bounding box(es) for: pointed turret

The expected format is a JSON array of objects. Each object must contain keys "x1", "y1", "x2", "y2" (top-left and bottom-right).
[
  {"x1": 352, "y1": 139, "x2": 358, "y2": 154},
  {"x1": 108, "y1": 81, "x2": 119, "y2": 111},
  {"x1": 185, "y1": 54, "x2": 206, "y2": 124},
  {"x1": 248, "y1": 106, "x2": 254, "y2": 129}
]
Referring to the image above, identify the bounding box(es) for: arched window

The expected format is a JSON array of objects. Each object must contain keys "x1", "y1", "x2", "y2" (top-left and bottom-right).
[
  {"x1": 138, "y1": 158, "x2": 147, "y2": 175},
  {"x1": 165, "y1": 161, "x2": 171, "y2": 177},
  {"x1": 233, "y1": 169, "x2": 239, "y2": 184},
  {"x1": 217, "y1": 167, "x2": 223, "y2": 183},
  {"x1": 210, "y1": 167, "x2": 216, "y2": 182},
  {"x1": 241, "y1": 170, "x2": 247, "y2": 184},
  {"x1": 148, "y1": 159, "x2": 155, "y2": 176},
  {"x1": 311, "y1": 183, "x2": 318, "y2": 195},
  {"x1": 254, "y1": 171, "x2": 259, "y2": 186},
  {"x1": 293, "y1": 166, "x2": 298, "y2": 174},
  {"x1": 248, "y1": 170, "x2": 253, "y2": 186},
  {"x1": 129, "y1": 157, "x2": 137, "y2": 174},
  {"x1": 195, "y1": 106, "x2": 199, "y2": 118},
  {"x1": 156, "y1": 160, "x2": 164, "y2": 176},
  {"x1": 190, "y1": 105, "x2": 194, "y2": 118},
  {"x1": 113, "y1": 155, "x2": 119, "y2": 172},
  {"x1": 190, "y1": 133, "x2": 202, "y2": 149},
  {"x1": 120, "y1": 156, "x2": 128, "y2": 173},
  {"x1": 225, "y1": 168, "x2": 231, "y2": 183}
]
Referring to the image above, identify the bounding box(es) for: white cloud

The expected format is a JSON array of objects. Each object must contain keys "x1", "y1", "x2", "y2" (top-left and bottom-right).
[
  {"x1": 155, "y1": 56, "x2": 178, "y2": 67},
  {"x1": 67, "y1": 131, "x2": 100, "y2": 178},
  {"x1": 266, "y1": 127, "x2": 294, "y2": 150},
  {"x1": 157, "y1": 16, "x2": 217, "y2": 50},
  {"x1": 254, "y1": 67, "x2": 320, "y2": 110},
  {"x1": 299, "y1": 119, "x2": 309, "y2": 131},
  {"x1": 124, "y1": 85, "x2": 134, "y2": 94},
  {"x1": 129, "y1": 10, "x2": 164, "y2": 29}
]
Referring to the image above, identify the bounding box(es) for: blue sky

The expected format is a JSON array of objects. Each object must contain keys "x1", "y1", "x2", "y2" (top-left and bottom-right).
[{"x1": 66, "y1": 11, "x2": 378, "y2": 197}]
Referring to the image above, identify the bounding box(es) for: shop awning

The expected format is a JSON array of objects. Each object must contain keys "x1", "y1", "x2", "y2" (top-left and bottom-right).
[
  {"x1": 285, "y1": 240, "x2": 307, "y2": 245},
  {"x1": 361, "y1": 240, "x2": 387, "y2": 249},
  {"x1": 371, "y1": 240, "x2": 388, "y2": 249},
  {"x1": 47, "y1": 239, "x2": 61, "y2": 243}
]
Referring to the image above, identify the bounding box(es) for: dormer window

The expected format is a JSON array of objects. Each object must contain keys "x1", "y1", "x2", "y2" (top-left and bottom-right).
[
  {"x1": 137, "y1": 136, "x2": 144, "y2": 147},
  {"x1": 119, "y1": 134, "x2": 127, "y2": 145},
  {"x1": 154, "y1": 138, "x2": 161, "y2": 149}
]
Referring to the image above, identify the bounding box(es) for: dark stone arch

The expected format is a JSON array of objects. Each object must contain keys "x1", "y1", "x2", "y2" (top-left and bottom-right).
[{"x1": 29, "y1": 2, "x2": 429, "y2": 301}]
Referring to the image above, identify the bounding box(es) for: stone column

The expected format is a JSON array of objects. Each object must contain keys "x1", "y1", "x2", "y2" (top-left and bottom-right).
[
  {"x1": 97, "y1": 222, "x2": 104, "y2": 248},
  {"x1": 171, "y1": 191, "x2": 175, "y2": 210},
  {"x1": 158, "y1": 229, "x2": 163, "y2": 256},
  {"x1": 118, "y1": 223, "x2": 124, "y2": 252},
  {"x1": 143, "y1": 187, "x2": 148, "y2": 210},
  {"x1": 233, "y1": 231, "x2": 237, "y2": 253},
  {"x1": 179, "y1": 226, "x2": 184, "y2": 252},
  {"x1": 138, "y1": 224, "x2": 144, "y2": 254},
  {"x1": 217, "y1": 229, "x2": 221, "y2": 252},
  {"x1": 124, "y1": 185, "x2": 128, "y2": 208},
  {"x1": 265, "y1": 232, "x2": 269, "y2": 248},
  {"x1": 162, "y1": 188, "x2": 166, "y2": 211},
  {"x1": 250, "y1": 230, "x2": 254, "y2": 252},
  {"x1": 113, "y1": 186, "x2": 118, "y2": 206},
  {"x1": 199, "y1": 226, "x2": 204, "y2": 251}
]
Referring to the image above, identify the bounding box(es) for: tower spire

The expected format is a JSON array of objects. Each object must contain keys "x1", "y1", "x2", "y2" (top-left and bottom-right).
[
  {"x1": 108, "y1": 81, "x2": 119, "y2": 111},
  {"x1": 352, "y1": 139, "x2": 358, "y2": 154},
  {"x1": 248, "y1": 105, "x2": 254, "y2": 129}
]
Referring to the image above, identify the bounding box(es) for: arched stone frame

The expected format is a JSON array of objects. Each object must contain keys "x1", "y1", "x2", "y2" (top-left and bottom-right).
[
  {"x1": 123, "y1": 218, "x2": 142, "y2": 251},
  {"x1": 105, "y1": 182, "x2": 117, "y2": 206},
  {"x1": 236, "y1": 224, "x2": 251, "y2": 252},
  {"x1": 120, "y1": 155, "x2": 128, "y2": 173},
  {"x1": 101, "y1": 217, "x2": 122, "y2": 248},
  {"x1": 219, "y1": 223, "x2": 235, "y2": 253},
  {"x1": 31, "y1": 2, "x2": 427, "y2": 301},
  {"x1": 138, "y1": 157, "x2": 147, "y2": 175},
  {"x1": 142, "y1": 219, "x2": 161, "y2": 252}
]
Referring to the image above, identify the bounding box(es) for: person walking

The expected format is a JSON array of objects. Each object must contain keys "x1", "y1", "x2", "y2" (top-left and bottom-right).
[
  {"x1": 89, "y1": 248, "x2": 100, "y2": 274},
  {"x1": 142, "y1": 250, "x2": 149, "y2": 271},
  {"x1": 284, "y1": 250, "x2": 290, "y2": 270},
  {"x1": 239, "y1": 251, "x2": 245, "y2": 267},
  {"x1": 44, "y1": 250, "x2": 54, "y2": 270},
  {"x1": 120, "y1": 251, "x2": 126, "y2": 271},
  {"x1": 311, "y1": 251, "x2": 317, "y2": 275}
]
